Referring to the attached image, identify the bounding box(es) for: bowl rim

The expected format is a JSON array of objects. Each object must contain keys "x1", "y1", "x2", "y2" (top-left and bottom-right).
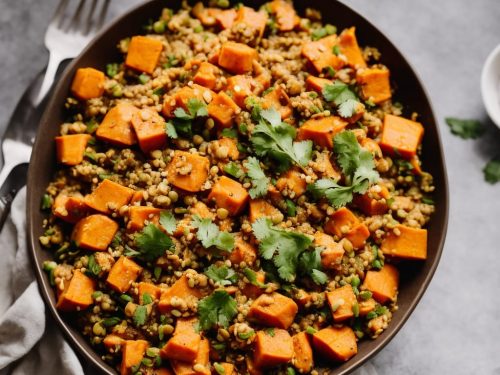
[
  {"x1": 481, "y1": 43, "x2": 500, "y2": 128},
  {"x1": 26, "y1": 1, "x2": 449, "y2": 374}
]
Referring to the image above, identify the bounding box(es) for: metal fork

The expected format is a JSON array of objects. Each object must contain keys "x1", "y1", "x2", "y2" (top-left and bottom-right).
[{"x1": 0, "y1": 0, "x2": 110, "y2": 229}]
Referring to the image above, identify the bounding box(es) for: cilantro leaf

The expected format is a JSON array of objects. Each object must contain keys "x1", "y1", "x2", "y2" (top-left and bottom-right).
[
  {"x1": 159, "y1": 211, "x2": 177, "y2": 235},
  {"x1": 221, "y1": 128, "x2": 238, "y2": 139},
  {"x1": 135, "y1": 224, "x2": 174, "y2": 261},
  {"x1": 187, "y1": 98, "x2": 208, "y2": 117},
  {"x1": 445, "y1": 117, "x2": 485, "y2": 139},
  {"x1": 169, "y1": 98, "x2": 208, "y2": 138},
  {"x1": 204, "y1": 265, "x2": 237, "y2": 286},
  {"x1": 133, "y1": 305, "x2": 148, "y2": 326},
  {"x1": 142, "y1": 292, "x2": 153, "y2": 305},
  {"x1": 165, "y1": 122, "x2": 178, "y2": 139},
  {"x1": 243, "y1": 268, "x2": 265, "y2": 287},
  {"x1": 86, "y1": 254, "x2": 101, "y2": 277},
  {"x1": 285, "y1": 199, "x2": 296, "y2": 217},
  {"x1": 298, "y1": 248, "x2": 327, "y2": 285},
  {"x1": 244, "y1": 157, "x2": 270, "y2": 198},
  {"x1": 250, "y1": 108, "x2": 313, "y2": 170},
  {"x1": 484, "y1": 159, "x2": 500, "y2": 184},
  {"x1": 322, "y1": 81, "x2": 362, "y2": 118},
  {"x1": 308, "y1": 178, "x2": 355, "y2": 208},
  {"x1": 224, "y1": 162, "x2": 244, "y2": 179},
  {"x1": 338, "y1": 98, "x2": 360, "y2": 118},
  {"x1": 198, "y1": 290, "x2": 238, "y2": 331},
  {"x1": 192, "y1": 216, "x2": 235, "y2": 252},
  {"x1": 252, "y1": 218, "x2": 312, "y2": 282}
]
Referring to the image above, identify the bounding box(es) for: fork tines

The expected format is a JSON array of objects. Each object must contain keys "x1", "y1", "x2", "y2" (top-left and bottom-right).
[{"x1": 51, "y1": 0, "x2": 110, "y2": 35}]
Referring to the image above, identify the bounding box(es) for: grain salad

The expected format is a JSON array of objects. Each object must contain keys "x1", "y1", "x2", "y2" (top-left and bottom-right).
[{"x1": 40, "y1": 1, "x2": 435, "y2": 374}]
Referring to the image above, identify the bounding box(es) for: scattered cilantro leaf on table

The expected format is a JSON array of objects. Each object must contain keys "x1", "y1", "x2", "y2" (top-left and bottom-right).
[
  {"x1": 204, "y1": 264, "x2": 238, "y2": 286},
  {"x1": 244, "y1": 157, "x2": 271, "y2": 198},
  {"x1": 159, "y1": 211, "x2": 177, "y2": 234},
  {"x1": 484, "y1": 159, "x2": 500, "y2": 184},
  {"x1": 198, "y1": 290, "x2": 238, "y2": 331},
  {"x1": 134, "y1": 224, "x2": 174, "y2": 261},
  {"x1": 192, "y1": 216, "x2": 235, "y2": 252},
  {"x1": 323, "y1": 80, "x2": 362, "y2": 118},
  {"x1": 445, "y1": 117, "x2": 485, "y2": 139},
  {"x1": 251, "y1": 108, "x2": 313, "y2": 171},
  {"x1": 252, "y1": 218, "x2": 312, "y2": 282}
]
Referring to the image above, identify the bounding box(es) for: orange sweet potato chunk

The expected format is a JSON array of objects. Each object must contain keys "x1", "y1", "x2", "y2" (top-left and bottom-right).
[
  {"x1": 56, "y1": 270, "x2": 95, "y2": 311},
  {"x1": 241, "y1": 271, "x2": 265, "y2": 300},
  {"x1": 127, "y1": 206, "x2": 161, "y2": 232},
  {"x1": 305, "y1": 76, "x2": 332, "y2": 93},
  {"x1": 262, "y1": 87, "x2": 293, "y2": 120},
  {"x1": 208, "y1": 92, "x2": 240, "y2": 128},
  {"x1": 225, "y1": 75, "x2": 255, "y2": 108},
  {"x1": 193, "y1": 62, "x2": 220, "y2": 90},
  {"x1": 357, "y1": 68, "x2": 391, "y2": 104},
  {"x1": 354, "y1": 184, "x2": 390, "y2": 216},
  {"x1": 345, "y1": 223, "x2": 370, "y2": 249},
  {"x1": 249, "y1": 199, "x2": 281, "y2": 223},
  {"x1": 55, "y1": 134, "x2": 91, "y2": 166},
  {"x1": 170, "y1": 337, "x2": 210, "y2": 375},
  {"x1": 162, "y1": 84, "x2": 214, "y2": 118},
  {"x1": 314, "y1": 232, "x2": 345, "y2": 269},
  {"x1": 362, "y1": 264, "x2": 399, "y2": 304},
  {"x1": 120, "y1": 340, "x2": 149, "y2": 375},
  {"x1": 326, "y1": 285, "x2": 357, "y2": 322},
  {"x1": 218, "y1": 42, "x2": 258, "y2": 74},
  {"x1": 125, "y1": 36, "x2": 163, "y2": 74},
  {"x1": 229, "y1": 236, "x2": 257, "y2": 266},
  {"x1": 302, "y1": 35, "x2": 345, "y2": 73},
  {"x1": 96, "y1": 103, "x2": 139, "y2": 146},
  {"x1": 52, "y1": 194, "x2": 88, "y2": 224},
  {"x1": 158, "y1": 274, "x2": 204, "y2": 313},
  {"x1": 338, "y1": 27, "x2": 366, "y2": 68},
  {"x1": 106, "y1": 256, "x2": 143, "y2": 293},
  {"x1": 381, "y1": 225, "x2": 427, "y2": 260},
  {"x1": 215, "y1": 137, "x2": 239, "y2": 160},
  {"x1": 292, "y1": 331, "x2": 313, "y2": 373},
  {"x1": 248, "y1": 292, "x2": 298, "y2": 329},
  {"x1": 192, "y1": 4, "x2": 222, "y2": 26},
  {"x1": 161, "y1": 318, "x2": 201, "y2": 362},
  {"x1": 379, "y1": 114, "x2": 424, "y2": 159},
  {"x1": 268, "y1": 0, "x2": 300, "y2": 31},
  {"x1": 84, "y1": 179, "x2": 135, "y2": 214},
  {"x1": 72, "y1": 214, "x2": 119, "y2": 251},
  {"x1": 131, "y1": 107, "x2": 167, "y2": 154},
  {"x1": 70, "y1": 67, "x2": 105, "y2": 100},
  {"x1": 359, "y1": 298, "x2": 377, "y2": 316},
  {"x1": 216, "y1": 9, "x2": 237, "y2": 29},
  {"x1": 276, "y1": 168, "x2": 307, "y2": 197},
  {"x1": 312, "y1": 326, "x2": 357, "y2": 362},
  {"x1": 137, "y1": 281, "x2": 162, "y2": 304},
  {"x1": 253, "y1": 329, "x2": 293, "y2": 368},
  {"x1": 166, "y1": 151, "x2": 209, "y2": 192},
  {"x1": 324, "y1": 207, "x2": 360, "y2": 238},
  {"x1": 235, "y1": 6, "x2": 268, "y2": 38},
  {"x1": 208, "y1": 176, "x2": 249, "y2": 216},
  {"x1": 297, "y1": 116, "x2": 348, "y2": 149},
  {"x1": 103, "y1": 334, "x2": 125, "y2": 352}
]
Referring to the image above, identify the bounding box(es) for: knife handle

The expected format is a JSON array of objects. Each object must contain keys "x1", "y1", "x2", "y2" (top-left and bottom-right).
[{"x1": 0, "y1": 163, "x2": 29, "y2": 230}]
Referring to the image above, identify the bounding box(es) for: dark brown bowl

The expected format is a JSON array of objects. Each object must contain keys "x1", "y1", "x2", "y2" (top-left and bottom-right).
[{"x1": 27, "y1": 1, "x2": 449, "y2": 374}]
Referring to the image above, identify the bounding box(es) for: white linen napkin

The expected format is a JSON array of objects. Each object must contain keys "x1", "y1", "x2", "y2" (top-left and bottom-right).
[{"x1": 0, "y1": 187, "x2": 377, "y2": 375}]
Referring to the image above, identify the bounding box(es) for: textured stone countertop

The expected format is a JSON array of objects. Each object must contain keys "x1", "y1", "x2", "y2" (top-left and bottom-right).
[{"x1": 1, "y1": 0, "x2": 499, "y2": 374}]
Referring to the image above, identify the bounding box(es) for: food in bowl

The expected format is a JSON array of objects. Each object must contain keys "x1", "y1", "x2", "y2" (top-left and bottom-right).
[{"x1": 39, "y1": 1, "x2": 435, "y2": 374}]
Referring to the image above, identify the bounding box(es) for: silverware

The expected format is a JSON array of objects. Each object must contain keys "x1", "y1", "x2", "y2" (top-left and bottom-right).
[{"x1": 0, "y1": 0, "x2": 110, "y2": 231}]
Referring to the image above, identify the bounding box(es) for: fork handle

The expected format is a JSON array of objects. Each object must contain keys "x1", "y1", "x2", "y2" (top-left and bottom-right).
[{"x1": 32, "y1": 51, "x2": 64, "y2": 106}]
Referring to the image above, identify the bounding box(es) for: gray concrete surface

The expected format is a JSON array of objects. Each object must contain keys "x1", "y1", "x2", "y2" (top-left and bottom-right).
[{"x1": 1, "y1": 0, "x2": 500, "y2": 374}]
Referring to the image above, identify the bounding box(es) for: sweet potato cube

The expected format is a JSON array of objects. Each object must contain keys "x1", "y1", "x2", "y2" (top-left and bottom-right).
[
  {"x1": 249, "y1": 199, "x2": 281, "y2": 223},
  {"x1": 127, "y1": 206, "x2": 161, "y2": 232},
  {"x1": 292, "y1": 332, "x2": 313, "y2": 373},
  {"x1": 268, "y1": 0, "x2": 300, "y2": 31},
  {"x1": 326, "y1": 285, "x2": 357, "y2": 322},
  {"x1": 103, "y1": 334, "x2": 125, "y2": 352},
  {"x1": 338, "y1": 27, "x2": 366, "y2": 68},
  {"x1": 314, "y1": 232, "x2": 345, "y2": 269},
  {"x1": 130, "y1": 191, "x2": 144, "y2": 205},
  {"x1": 72, "y1": 214, "x2": 119, "y2": 251},
  {"x1": 225, "y1": 75, "x2": 257, "y2": 108},
  {"x1": 193, "y1": 62, "x2": 219, "y2": 90},
  {"x1": 161, "y1": 318, "x2": 201, "y2": 362},
  {"x1": 357, "y1": 68, "x2": 391, "y2": 104},
  {"x1": 253, "y1": 329, "x2": 293, "y2": 368},
  {"x1": 56, "y1": 270, "x2": 95, "y2": 311},
  {"x1": 208, "y1": 92, "x2": 240, "y2": 128},
  {"x1": 354, "y1": 184, "x2": 390, "y2": 216},
  {"x1": 262, "y1": 87, "x2": 293, "y2": 119},
  {"x1": 162, "y1": 85, "x2": 214, "y2": 118},
  {"x1": 166, "y1": 151, "x2": 209, "y2": 192},
  {"x1": 248, "y1": 292, "x2": 298, "y2": 329},
  {"x1": 359, "y1": 298, "x2": 377, "y2": 316},
  {"x1": 158, "y1": 275, "x2": 204, "y2": 313},
  {"x1": 297, "y1": 116, "x2": 348, "y2": 149},
  {"x1": 302, "y1": 35, "x2": 345, "y2": 73},
  {"x1": 84, "y1": 179, "x2": 135, "y2": 214},
  {"x1": 316, "y1": 151, "x2": 342, "y2": 180},
  {"x1": 131, "y1": 107, "x2": 167, "y2": 154},
  {"x1": 312, "y1": 326, "x2": 357, "y2": 362},
  {"x1": 70, "y1": 67, "x2": 105, "y2": 100},
  {"x1": 324, "y1": 207, "x2": 360, "y2": 238},
  {"x1": 106, "y1": 256, "x2": 143, "y2": 293},
  {"x1": 235, "y1": 6, "x2": 268, "y2": 38},
  {"x1": 120, "y1": 340, "x2": 149, "y2": 375},
  {"x1": 345, "y1": 223, "x2": 370, "y2": 249},
  {"x1": 379, "y1": 114, "x2": 424, "y2": 159},
  {"x1": 218, "y1": 42, "x2": 258, "y2": 74},
  {"x1": 362, "y1": 264, "x2": 399, "y2": 304},
  {"x1": 276, "y1": 168, "x2": 306, "y2": 197},
  {"x1": 214, "y1": 137, "x2": 239, "y2": 160},
  {"x1": 55, "y1": 134, "x2": 91, "y2": 166},
  {"x1": 208, "y1": 176, "x2": 249, "y2": 216},
  {"x1": 96, "y1": 103, "x2": 139, "y2": 146},
  {"x1": 125, "y1": 36, "x2": 163, "y2": 74},
  {"x1": 170, "y1": 337, "x2": 210, "y2": 375},
  {"x1": 215, "y1": 9, "x2": 237, "y2": 29},
  {"x1": 242, "y1": 271, "x2": 265, "y2": 299},
  {"x1": 193, "y1": 4, "x2": 222, "y2": 26},
  {"x1": 53, "y1": 194, "x2": 88, "y2": 224},
  {"x1": 137, "y1": 281, "x2": 162, "y2": 304},
  {"x1": 305, "y1": 76, "x2": 332, "y2": 93},
  {"x1": 229, "y1": 237, "x2": 257, "y2": 266},
  {"x1": 381, "y1": 225, "x2": 427, "y2": 260}
]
